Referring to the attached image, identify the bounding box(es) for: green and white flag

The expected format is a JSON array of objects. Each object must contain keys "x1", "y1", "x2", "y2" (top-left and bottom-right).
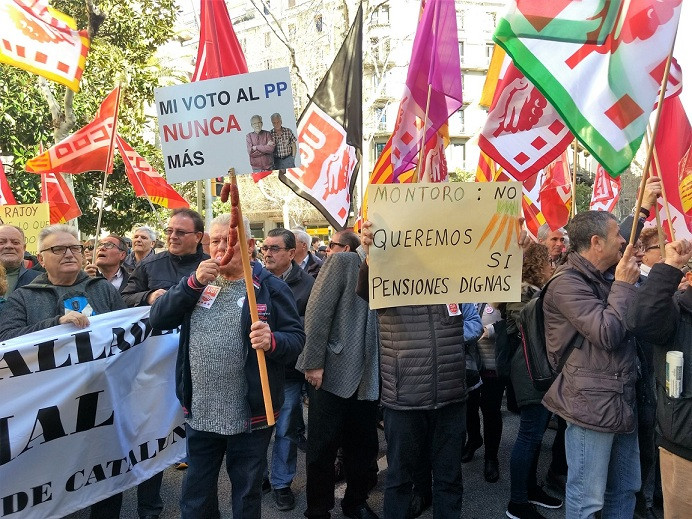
[{"x1": 494, "y1": 0, "x2": 682, "y2": 177}]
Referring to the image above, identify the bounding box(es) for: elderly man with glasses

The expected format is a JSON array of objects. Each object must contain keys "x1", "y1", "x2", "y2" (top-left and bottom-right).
[
  {"x1": 0, "y1": 224, "x2": 125, "y2": 341},
  {"x1": 84, "y1": 234, "x2": 130, "y2": 293}
]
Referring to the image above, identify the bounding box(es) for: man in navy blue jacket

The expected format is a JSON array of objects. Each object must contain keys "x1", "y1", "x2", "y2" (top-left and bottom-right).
[{"x1": 150, "y1": 213, "x2": 304, "y2": 519}]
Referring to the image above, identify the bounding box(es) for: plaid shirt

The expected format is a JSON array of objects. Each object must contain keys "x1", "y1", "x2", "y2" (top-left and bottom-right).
[{"x1": 271, "y1": 126, "x2": 296, "y2": 158}]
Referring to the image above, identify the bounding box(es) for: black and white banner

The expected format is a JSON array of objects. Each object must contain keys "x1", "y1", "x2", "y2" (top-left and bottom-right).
[{"x1": 0, "y1": 307, "x2": 185, "y2": 518}]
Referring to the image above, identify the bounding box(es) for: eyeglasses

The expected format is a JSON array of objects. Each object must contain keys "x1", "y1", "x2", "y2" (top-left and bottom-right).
[
  {"x1": 40, "y1": 245, "x2": 85, "y2": 255},
  {"x1": 163, "y1": 228, "x2": 198, "y2": 237},
  {"x1": 260, "y1": 245, "x2": 291, "y2": 253},
  {"x1": 645, "y1": 245, "x2": 661, "y2": 251},
  {"x1": 97, "y1": 242, "x2": 124, "y2": 251},
  {"x1": 328, "y1": 241, "x2": 346, "y2": 249}
]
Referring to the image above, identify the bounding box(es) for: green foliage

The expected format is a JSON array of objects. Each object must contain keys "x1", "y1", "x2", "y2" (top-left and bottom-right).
[
  {"x1": 0, "y1": 0, "x2": 185, "y2": 235},
  {"x1": 575, "y1": 182, "x2": 592, "y2": 214}
]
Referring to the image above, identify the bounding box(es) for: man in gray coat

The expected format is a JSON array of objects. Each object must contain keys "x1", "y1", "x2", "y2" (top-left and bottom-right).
[
  {"x1": 541, "y1": 211, "x2": 641, "y2": 519},
  {"x1": 297, "y1": 230, "x2": 380, "y2": 519}
]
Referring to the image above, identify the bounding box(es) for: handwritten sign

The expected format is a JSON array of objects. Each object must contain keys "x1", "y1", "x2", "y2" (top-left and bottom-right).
[
  {"x1": 0, "y1": 203, "x2": 50, "y2": 255},
  {"x1": 367, "y1": 182, "x2": 522, "y2": 309},
  {"x1": 155, "y1": 68, "x2": 299, "y2": 183}
]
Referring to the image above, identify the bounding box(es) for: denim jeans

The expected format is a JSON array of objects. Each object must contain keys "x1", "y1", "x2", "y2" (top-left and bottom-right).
[
  {"x1": 180, "y1": 424, "x2": 273, "y2": 519},
  {"x1": 509, "y1": 403, "x2": 552, "y2": 503},
  {"x1": 383, "y1": 402, "x2": 466, "y2": 519},
  {"x1": 564, "y1": 422, "x2": 640, "y2": 519},
  {"x1": 269, "y1": 379, "x2": 304, "y2": 489}
]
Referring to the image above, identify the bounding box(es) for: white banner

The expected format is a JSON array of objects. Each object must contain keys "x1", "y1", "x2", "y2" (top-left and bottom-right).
[
  {"x1": 0, "y1": 308, "x2": 185, "y2": 519},
  {"x1": 155, "y1": 68, "x2": 299, "y2": 182}
]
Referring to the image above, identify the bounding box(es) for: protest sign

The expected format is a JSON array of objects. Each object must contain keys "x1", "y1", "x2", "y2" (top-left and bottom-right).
[
  {"x1": 0, "y1": 203, "x2": 50, "y2": 255},
  {"x1": 367, "y1": 182, "x2": 522, "y2": 309},
  {"x1": 154, "y1": 68, "x2": 299, "y2": 183},
  {"x1": 0, "y1": 307, "x2": 184, "y2": 519}
]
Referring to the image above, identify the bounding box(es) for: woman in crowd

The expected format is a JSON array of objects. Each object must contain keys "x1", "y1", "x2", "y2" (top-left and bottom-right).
[{"x1": 505, "y1": 243, "x2": 563, "y2": 519}]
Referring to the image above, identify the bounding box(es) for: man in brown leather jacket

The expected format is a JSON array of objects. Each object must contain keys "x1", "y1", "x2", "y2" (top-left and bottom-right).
[{"x1": 541, "y1": 211, "x2": 641, "y2": 519}]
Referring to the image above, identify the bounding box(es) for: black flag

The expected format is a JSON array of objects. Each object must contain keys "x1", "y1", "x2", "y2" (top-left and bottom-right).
[{"x1": 278, "y1": 5, "x2": 362, "y2": 230}]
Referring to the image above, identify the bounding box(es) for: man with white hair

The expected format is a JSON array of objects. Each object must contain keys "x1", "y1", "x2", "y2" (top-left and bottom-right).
[
  {"x1": 150, "y1": 214, "x2": 304, "y2": 519},
  {"x1": 537, "y1": 224, "x2": 567, "y2": 268},
  {"x1": 0, "y1": 224, "x2": 125, "y2": 341},
  {"x1": 123, "y1": 225, "x2": 157, "y2": 272},
  {"x1": 292, "y1": 228, "x2": 322, "y2": 279}
]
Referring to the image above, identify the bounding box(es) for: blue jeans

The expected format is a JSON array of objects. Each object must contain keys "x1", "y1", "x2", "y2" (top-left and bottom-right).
[
  {"x1": 565, "y1": 422, "x2": 640, "y2": 519},
  {"x1": 274, "y1": 155, "x2": 295, "y2": 169},
  {"x1": 180, "y1": 424, "x2": 273, "y2": 519},
  {"x1": 269, "y1": 379, "x2": 304, "y2": 488},
  {"x1": 383, "y1": 402, "x2": 466, "y2": 519},
  {"x1": 509, "y1": 404, "x2": 552, "y2": 503}
]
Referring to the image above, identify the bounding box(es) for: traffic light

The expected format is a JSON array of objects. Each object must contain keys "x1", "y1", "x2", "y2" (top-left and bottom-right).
[{"x1": 211, "y1": 177, "x2": 224, "y2": 198}]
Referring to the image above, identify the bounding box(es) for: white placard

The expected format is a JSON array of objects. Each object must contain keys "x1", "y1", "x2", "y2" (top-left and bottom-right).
[{"x1": 155, "y1": 68, "x2": 299, "y2": 182}]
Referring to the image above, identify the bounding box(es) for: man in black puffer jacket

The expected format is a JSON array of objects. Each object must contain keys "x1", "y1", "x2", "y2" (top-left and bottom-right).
[
  {"x1": 358, "y1": 222, "x2": 468, "y2": 519},
  {"x1": 626, "y1": 239, "x2": 692, "y2": 519}
]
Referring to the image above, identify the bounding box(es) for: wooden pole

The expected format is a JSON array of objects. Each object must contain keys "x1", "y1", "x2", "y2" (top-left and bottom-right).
[
  {"x1": 572, "y1": 139, "x2": 578, "y2": 218},
  {"x1": 629, "y1": 49, "x2": 674, "y2": 244},
  {"x1": 229, "y1": 170, "x2": 275, "y2": 426},
  {"x1": 647, "y1": 126, "x2": 676, "y2": 241},
  {"x1": 93, "y1": 84, "x2": 122, "y2": 263},
  {"x1": 415, "y1": 84, "x2": 433, "y2": 183},
  {"x1": 643, "y1": 132, "x2": 668, "y2": 259}
]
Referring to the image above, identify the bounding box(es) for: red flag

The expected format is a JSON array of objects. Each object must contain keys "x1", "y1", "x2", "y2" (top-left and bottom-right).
[
  {"x1": 0, "y1": 0, "x2": 90, "y2": 91},
  {"x1": 652, "y1": 95, "x2": 692, "y2": 237},
  {"x1": 41, "y1": 172, "x2": 81, "y2": 223},
  {"x1": 479, "y1": 54, "x2": 573, "y2": 180},
  {"x1": 590, "y1": 164, "x2": 621, "y2": 212},
  {"x1": 25, "y1": 86, "x2": 121, "y2": 174},
  {"x1": 538, "y1": 151, "x2": 572, "y2": 231},
  {"x1": 116, "y1": 135, "x2": 189, "y2": 209},
  {"x1": 0, "y1": 161, "x2": 18, "y2": 205},
  {"x1": 192, "y1": 0, "x2": 248, "y2": 81}
]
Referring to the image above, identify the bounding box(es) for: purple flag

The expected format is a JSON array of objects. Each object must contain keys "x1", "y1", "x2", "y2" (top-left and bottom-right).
[{"x1": 390, "y1": 0, "x2": 463, "y2": 181}]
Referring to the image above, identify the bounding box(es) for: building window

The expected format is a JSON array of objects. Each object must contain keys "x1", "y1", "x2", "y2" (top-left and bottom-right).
[
  {"x1": 458, "y1": 41, "x2": 465, "y2": 64},
  {"x1": 315, "y1": 14, "x2": 323, "y2": 32},
  {"x1": 374, "y1": 106, "x2": 387, "y2": 131},
  {"x1": 485, "y1": 42, "x2": 494, "y2": 63},
  {"x1": 457, "y1": 10, "x2": 465, "y2": 30},
  {"x1": 265, "y1": 32, "x2": 271, "y2": 47},
  {"x1": 372, "y1": 5, "x2": 390, "y2": 25},
  {"x1": 370, "y1": 37, "x2": 380, "y2": 62},
  {"x1": 251, "y1": 223, "x2": 265, "y2": 239},
  {"x1": 485, "y1": 11, "x2": 497, "y2": 33},
  {"x1": 375, "y1": 142, "x2": 387, "y2": 159},
  {"x1": 458, "y1": 109, "x2": 465, "y2": 133}
]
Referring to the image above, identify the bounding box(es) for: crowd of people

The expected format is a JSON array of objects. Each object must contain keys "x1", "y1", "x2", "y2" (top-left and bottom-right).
[{"x1": 0, "y1": 175, "x2": 691, "y2": 519}]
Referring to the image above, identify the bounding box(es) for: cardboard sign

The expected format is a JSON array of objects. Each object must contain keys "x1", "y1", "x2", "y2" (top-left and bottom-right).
[
  {"x1": 155, "y1": 68, "x2": 299, "y2": 182},
  {"x1": 367, "y1": 182, "x2": 522, "y2": 309},
  {"x1": 0, "y1": 203, "x2": 50, "y2": 255}
]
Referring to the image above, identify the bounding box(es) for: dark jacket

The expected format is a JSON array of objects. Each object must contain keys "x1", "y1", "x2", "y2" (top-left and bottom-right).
[
  {"x1": 356, "y1": 262, "x2": 467, "y2": 411},
  {"x1": 283, "y1": 260, "x2": 314, "y2": 381},
  {"x1": 506, "y1": 283, "x2": 546, "y2": 408},
  {"x1": 626, "y1": 262, "x2": 692, "y2": 461},
  {"x1": 304, "y1": 251, "x2": 323, "y2": 279},
  {"x1": 149, "y1": 261, "x2": 305, "y2": 429},
  {"x1": 542, "y1": 252, "x2": 639, "y2": 433},
  {"x1": 13, "y1": 263, "x2": 40, "y2": 293},
  {"x1": 121, "y1": 244, "x2": 209, "y2": 307},
  {"x1": 0, "y1": 271, "x2": 126, "y2": 340}
]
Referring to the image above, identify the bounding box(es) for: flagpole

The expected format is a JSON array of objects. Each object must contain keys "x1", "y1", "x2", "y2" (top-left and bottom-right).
[
  {"x1": 643, "y1": 132, "x2": 668, "y2": 259},
  {"x1": 629, "y1": 48, "x2": 674, "y2": 244},
  {"x1": 92, "y1": 85, "x2": 122, "y2": 263},
  {"x1": 571, "y1": 139, "x2": 578, "y2": 218},
  {"x1": 647, "y1": 126, "x2": 676, "y2": 241},
  {"x1": 415, "y1": 84, "x2": 433, "y2": 183},
  {"x1": 228, "y1": 169, "x2": 275, "y2": 426}
]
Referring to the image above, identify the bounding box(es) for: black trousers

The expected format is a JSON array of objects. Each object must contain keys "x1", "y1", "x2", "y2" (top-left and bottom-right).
[
  {"x1": 304, "y1": 388, "x2": 379, "y2": 518},
  {"x1": 466, "y1": 372, "x2": 506, "y2": 461}
]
